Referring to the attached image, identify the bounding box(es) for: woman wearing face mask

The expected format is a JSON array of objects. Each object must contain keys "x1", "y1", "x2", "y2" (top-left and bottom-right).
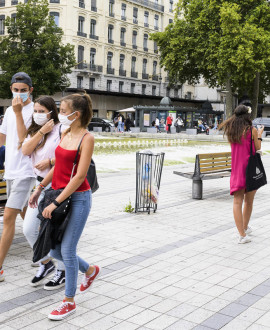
[
  {"x1": 22, "y1": 96, "x2": 66, "y2": 290},
  {"x1": 28, "y1": 93, "x2": 100, "y2": 321}
]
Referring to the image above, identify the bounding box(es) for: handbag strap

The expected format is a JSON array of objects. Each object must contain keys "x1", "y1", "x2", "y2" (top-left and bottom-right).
[
  {"x1": 70, "y1": 133, "x2": 89, "y2": 179},
  {"x1": 250, "y1": 127, "x2": 253, "y2": 156}
]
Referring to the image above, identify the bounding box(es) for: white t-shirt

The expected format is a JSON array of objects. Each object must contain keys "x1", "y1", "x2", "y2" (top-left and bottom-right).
[
  {"x1": 24, "y1": 123, "x2": 61, "y2": 178},
  {"x1": 155, "y1": 118, "x2": 160, "y2": 126},
  {"x1": 0, "y1": 102, "x2": 35, "y2": 180}
]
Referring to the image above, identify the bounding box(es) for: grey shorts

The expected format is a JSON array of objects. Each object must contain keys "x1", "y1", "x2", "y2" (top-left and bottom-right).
[{"x1": 6, "y1": 177, "x2": 36, "y2": 211}]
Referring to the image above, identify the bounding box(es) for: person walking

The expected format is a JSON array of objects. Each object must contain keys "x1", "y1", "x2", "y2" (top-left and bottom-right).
[
  {"x1": 155, "y1": 117, "x2": 160, "y2": 133},
  {"x1": 113, "y1": 115, "x2": 118, "y2": 132},
  {"x1": 117, "y1": 114, "x2": 122, "y2": 132},
  {"x1": 125, "y1": 116, "x2": 132, "y2": 132},
  {"x1": 219, "y1": 105, "x2": 264, "y2": 244},
  {"x1": 22, "y1": 96, "x2": 65, "y2": 290},
  {"x1": 166, "y1": 113, "x2": 173, "y2": 134},
  {"x1": 0, "y1": 72, "x2": 36, "y2": 282},
  {"x1": 29, "y1": 92, "x2": 100, "y2": 320},
  {"x1": 175, "y1": 116, "x2": 184, "y2": 133}
]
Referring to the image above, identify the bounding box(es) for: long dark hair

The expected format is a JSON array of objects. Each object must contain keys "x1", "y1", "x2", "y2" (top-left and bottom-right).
[
  {"x1": 25, "y1": 96, "x2": 59, "y2": 150},
  {"x1": 219, "y1": 105, "x2": 252, "y2": 144},
  {"x1": 61, "y1": 91, "x2": 93, "y2": 129}
]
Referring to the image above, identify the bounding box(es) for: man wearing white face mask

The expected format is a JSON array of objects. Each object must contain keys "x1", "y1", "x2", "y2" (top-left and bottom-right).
[
  {"x1": 0, "y1": 72, "x2": 36, "y2": 282},
  {"x1": 22, "y1": 96, "x2": 66, "y2": 290}
]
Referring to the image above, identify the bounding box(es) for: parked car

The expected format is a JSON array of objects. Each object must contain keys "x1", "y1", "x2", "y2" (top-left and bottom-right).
[
  {"x1": 252, "y1": 117, "x2": 270, "y2": 136},
  {"x1": 88, "y1": 118, "x2": 114, "y2": 132}
]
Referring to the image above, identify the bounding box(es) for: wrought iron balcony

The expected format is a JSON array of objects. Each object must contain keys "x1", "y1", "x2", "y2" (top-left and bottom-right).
[
  {"x1": 127, "y1": 0, "x2": 164, "y2": 13},
  {"x1": 77, "y1": 31, "x2": 87, "y2": 38},
  {"x1": 120, "y1": 41, "x2": 126, "y2": 47},
  {"x1": 133, "y1": 18, "x2": 138, "y2": 24},
  {"x1": 131, "y1": 71, "x2": 138, "y2": 78},
  {"x1": 109, "y1": 12, "x2": 115, "y2": 17},
  {"x1": 144, "y1": 47, "x2": 148, "y2": 52},
  {"x1": 121, "y1": 16, "x2": 126, "y2": 21},
  {"x1": 119, "y1": 69, "x2": 126, "y2": 77},
  {"x1": 89, "y1": 34, "x2": 99, "y2": 40},
  {"x1": 89, "y1": 64, "x2": 103, "y2": 73},
  {"x1": 133, "y1": 45, "x2": 137, "y2": 49},
  {"x1": 11, "y1": 0, "x2": 18, "y2": 4},
  {"x1": 91, "y1": 6, "x2": 97, "y2": 12},
  {"x1": 154, "y1": 49, "x2": 158, "y2": 54},
  {"x1": 154, "y1": 26, "x2": 159, "y2": 31},
  {"x1": 107, "y1": 67, "x2": 115, "y2": 74},
  {"x1": 144, "y1": 23, "x2": 149, "y2": 27},
  {"x1": 142, "y1": 73, "x2": 149, "y2": 79},
  {"x1": 108, "y1": 39, "x2": 114, "y2": 44},
  {"x1": 152, "y1": 74, "x2": 158, "y2": 81}
]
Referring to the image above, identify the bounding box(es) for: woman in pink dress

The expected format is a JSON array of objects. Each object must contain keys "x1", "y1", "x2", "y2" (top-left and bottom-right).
[{"x1": 219, "y1": 105, "x2": 264, "y2": 244}]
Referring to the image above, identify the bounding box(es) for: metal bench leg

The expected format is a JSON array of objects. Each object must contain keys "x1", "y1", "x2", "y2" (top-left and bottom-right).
[{"x1": 192, "y1": 178, "x2": 202, "y2": 199}]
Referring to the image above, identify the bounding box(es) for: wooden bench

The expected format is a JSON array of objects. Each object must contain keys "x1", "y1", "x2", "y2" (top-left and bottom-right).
[
  {"x1": 0, "y1": 169, "x2": 7, "y2": 203},
  {"x1": 173, "y1": 152, "x2": 231, "y2": 199}
]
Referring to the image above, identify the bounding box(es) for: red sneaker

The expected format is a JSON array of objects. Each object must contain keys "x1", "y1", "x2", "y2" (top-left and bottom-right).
[
  {"x1": 80, "y1": 265, "x2": 101, "y2": 293},
  {"x1": 0, "y1": 268, "x2": 4, "y2": 282},
  {"x1": 48, "y1": 300, "x2": 76, "y2": 320}
]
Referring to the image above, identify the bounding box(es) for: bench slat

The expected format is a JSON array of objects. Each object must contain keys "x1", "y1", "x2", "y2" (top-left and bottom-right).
[
  {"x1": 200, "y1": 166, "x2": 231, "y2": 173},
  {"x1": 199, "y1": 158, "x2": 231, "y2": 164},
  {"x1": 198, "y1": 152, "x2": 231, "y2": 159}
]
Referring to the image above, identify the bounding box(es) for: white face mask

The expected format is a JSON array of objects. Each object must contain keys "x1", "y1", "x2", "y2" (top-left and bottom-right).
[
  {"x1": 33, "y1": 111, "x2": 52, "y2": 126},
  {"x1": 58, "y1": 112, "x2": 77, "y2": 127}
]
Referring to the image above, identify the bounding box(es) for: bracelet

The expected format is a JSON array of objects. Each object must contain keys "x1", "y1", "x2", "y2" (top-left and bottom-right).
[
  {"x1": 258, "y1": 137, "x2": 263, "y2": 141},
  {"x1": 38, "y1": 130, "x2": 44, "y2": 136},
  {"x1": 39, "y1": 183, "x2": 45, "y2": 190},
  {"x1": 53, "y1": 200, "x2": 60, "y2": 207}
]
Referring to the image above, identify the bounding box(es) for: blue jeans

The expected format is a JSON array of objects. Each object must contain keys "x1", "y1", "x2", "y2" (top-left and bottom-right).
[{"x1": 50, "y1": 190, "x2": 91, "y2": 298}]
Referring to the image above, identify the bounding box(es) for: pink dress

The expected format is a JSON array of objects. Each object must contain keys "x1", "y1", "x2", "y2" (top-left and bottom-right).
[{"x1": 230, "y1": 130, "x2": 255, "y2": 195}]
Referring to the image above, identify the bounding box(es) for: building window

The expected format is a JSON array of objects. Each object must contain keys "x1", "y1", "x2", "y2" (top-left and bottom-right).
[
  {"x1": 131, "y1": 56, "x2": 136, "y2": 73},
  {"x1": 143, "y1": 34, "x2": 148, "y2": 51},
  {"x1": 89, "y1": 78, "x2": 95, "y2": 90},
  {"x1": 169, "y1": 19, "x2": 173, "y2": 24},
  {"x1": 153, "y1": 61, "x2": 157, "y2": 75},
  {"x1": 77, "y1": 45, "x2": 84, "y2": 69},
  {"x1": 144, "y1": 11, "x2": 149, "y2": 27},
  {"x1": 11, "y1": 0, "x2": 18, "y2": 4},
  {"x1": 131, "y1": 83, "x2": 135, "y2": 94},
  {"x1": 50, "y1": 0, "x2": 60, "y2": 3},
  {"x1": 79, "y1": 0, "x2": 85, "y2": 8},
  {"x1": 77, "y1": 76, "x2": 83, "y2": 89},
  {"x1": 142, "y1": 59, "x2": 147, "y2": 74},
  {"x1": 107, "y1": 80, "x2": 112, "y2": 91},
  {"x1": 154, "y1": 15, "x2": 159, "y2": 30},
  {"x1": 120, "y1": 27, "x2": 126, "y2": 46},
  {"x1": 90, "y1": 19, "x2": 98, "y2": 39},
  {"x1": 119, "y1": 54, "x2": 124, "y2": 70},
  {"x1": 91, "y1": 0, "x2": 97, "y2": 11},
  {"x1": 78, "y1": 16, "x2": 86, "y2": 37},
  {"x1": 90, "y1": 48, "x2": 96, "y2": 67},
  {"x1": 119, "y1": 81, "x2": 124, "y2": 93},
  {"x1": 152, "y1": 86, "x2": 156, "y2": 96},
  {"x1": 50, "y1": 12, "x2": 59, "y2": 26},
  {"x1": 0, "y1": 1, "x2": 5, "y2": 6},
  {"x1": 142, "y1": 84, "x2": 146, "y2": 95},
  {"x1": 133, "y1": 7, "x2": 138, "y2": 24},
  {"x1": 121, "y1": 3, "x2": 126, "y2": 20},
  {"x1": 154, "y1": 41, "x2": 158, "y2": 53},
  {"x1": 107, "y1": 52, "x2": 114, "y2": 74},
  {"x1": 109, "y1": 0, "x2": 114, "y2": 17},
  {"x1": 0, "y1": 15, "x2": 4, "y2": 35},
  {"x1": 169, "y1": 0, "x2": 173, "y2": 12},
  {"x1": 108, "y1": 24, "x2": 114, "y2": 43},
  {"x1": 132, "y1": 30, "x2": 137, "y2": 49},
  {"x1": 186, "y1": 91, "x2": 192, "y2": 99}
]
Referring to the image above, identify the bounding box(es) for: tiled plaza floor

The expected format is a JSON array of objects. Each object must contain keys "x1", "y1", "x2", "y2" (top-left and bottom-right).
[{"x1": 1, "y1": 155, "x2": 270, "y2": 329}]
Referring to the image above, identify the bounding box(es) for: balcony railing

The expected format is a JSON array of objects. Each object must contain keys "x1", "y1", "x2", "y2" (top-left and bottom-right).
[
  {"x1": 89, "y1": 64, "x2": 103, "y2": 73},
  {"x1": 77, "y1": 31, "x2": 87, "y2": 37},
  {"x1": 90, "y1": 34, "x2": 99, "y2": 40},
  {"x1": 119, "y1": 69, "x2": 126, "y2": 77},
  {"x1": 121, "y1": 16, "x2": 126, "y2": 21},
  {"x1": 79, "y1": 1, "x2": 85, "y2": 8},
  {"x1": 144, "y1": 47, "x2": 148, "y2": 52},
  {"x1": 91, "y1": 6, "x2": 97, "y2": 11},
  {"x1": 142, "y1": 73, "x2": 149, "y2": 79},
  {"x1": 132, "y1": 45, "x2": 137, "y2": 49},
  {"x1": 0, "y1": 30, "x2": 4, "y2": 35},
  {"x1": 108, "y1": 39, "x2": 114, "y2": 44},
  {"x1": 50, "y1": 0, "x2": 60, "y2": 3},
  {"x1": 152, "y1": 74, "x2": 158, "y2": 81},
  {"x1": 133, "y1": 18, "x2": 138, "y2": 24},
  {"x1": 154, "y1": 26, "x2": 159, "y2": 31},
  {"x1": 109, "y1": 12, "x2": 115, "y2": 17},
  {"x1": 144, "y1": 23, "x2": 149, "y2": 27},
  {"x1": 120, "y1": 41, "x2": 126, "y2": 47},
  {"x1": 154, "y1": 49, "x2": 158, "y2": 54},
  {"x1": 11, "y1": 0, "x2": 18, "y2": 4},
  {"x1": 131, "y1": 71, "x2": 138, "y2": 78},
  {"x1": 107, "y1": 67, "x2": 115, "y2": 74},
  {"x1": 127, "y1": 0, "x2": 164, "y2": 12}
]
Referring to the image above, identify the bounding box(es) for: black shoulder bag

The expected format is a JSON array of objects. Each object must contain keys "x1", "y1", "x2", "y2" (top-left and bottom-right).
[{"x1": 246, "y1": 128, "x2": 267, "y2": 192}]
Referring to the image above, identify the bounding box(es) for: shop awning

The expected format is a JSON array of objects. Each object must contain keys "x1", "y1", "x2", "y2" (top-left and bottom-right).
[{"x1": 117, "y1": 107, "x2": 136, "y2": 113}]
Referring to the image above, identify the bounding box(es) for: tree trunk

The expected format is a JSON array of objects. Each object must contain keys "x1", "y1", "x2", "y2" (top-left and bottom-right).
[
  {"x1": 250, "y1": 72, "x2": 260, "y2": 119},
  {"x1": 225, "y1": 78, "x2": 233, "y2": 119}
]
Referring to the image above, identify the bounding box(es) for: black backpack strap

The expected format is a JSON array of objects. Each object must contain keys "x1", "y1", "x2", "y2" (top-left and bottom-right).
[
  {"x1": 70, "y1": 133, "x2": 88, "y2": 179},
  {"x1": 59, "y1": 124, "x2": 62, "y2": 139}
]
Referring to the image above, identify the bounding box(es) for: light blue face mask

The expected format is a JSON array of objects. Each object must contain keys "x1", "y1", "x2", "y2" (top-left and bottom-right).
[{"x1": 12, "y1": 92, "x2": 29, "y2": 103}]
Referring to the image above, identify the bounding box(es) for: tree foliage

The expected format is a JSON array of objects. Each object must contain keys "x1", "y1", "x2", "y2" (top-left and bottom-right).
[
  {"x1": 151, "y1": 0, "x2": 270, "y2": 117},
  {"x1": 0, "y1": 0, "x2": 76, "y2": 99}
]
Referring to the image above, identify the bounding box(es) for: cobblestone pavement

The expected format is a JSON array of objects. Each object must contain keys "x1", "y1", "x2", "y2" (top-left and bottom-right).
[{"x1": 1, "y1": 155, "x2": 270, "y2": 330}]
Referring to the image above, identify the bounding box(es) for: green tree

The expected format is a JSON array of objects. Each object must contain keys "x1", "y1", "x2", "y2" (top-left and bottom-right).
[
  {"x1": 0, "y1": 0, "x2": 76, "y2": 99},
  {"x1": 151, "y1": 0, "x2": 270, "y2": 118}
]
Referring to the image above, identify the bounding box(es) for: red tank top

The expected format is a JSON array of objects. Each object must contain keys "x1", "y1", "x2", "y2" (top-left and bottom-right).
[{"x1": 52, "y1": 144, "x2": 90, "y2": 192}]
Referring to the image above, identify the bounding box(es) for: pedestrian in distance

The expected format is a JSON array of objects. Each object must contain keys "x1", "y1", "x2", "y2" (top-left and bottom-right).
[
  {"x1": 166, "y1": 113, "x2": 173, "y2": 134},
  {"x1": 0, "y1": 72, "x2": 36, "y2": 282},
  {"x1": 175, "y1": 115, "x2": 184, "y2": 133},
  {"x1": 22, "y1": 96, "x2": 65, "y2": 290},
  {"x1": 28, "y1": 92, "x2": 100, "y2": 320},
  {"x1": 117, "y1": 114, "x2": 122, "y2": 132},
  {"x1": 113, "y1": 115, "x2": 118, "y2": 132},
  {"x1": 219, "y1": 104, "x2": 264, "y2": 244},
  {"x1": 155, "y1": 117, "x2": 161, "y2": 133}
]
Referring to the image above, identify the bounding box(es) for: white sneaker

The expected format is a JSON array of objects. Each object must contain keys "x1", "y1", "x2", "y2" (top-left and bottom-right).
[
  {"x1": 0, "y1": 268, "x2": 4, "y2": 282},
  {"x1": 238, "y1": 235, "x2": 251, "y2": 244},
  {"x1": 245, "y1": 227, "x2": 252, "y2": 235}
]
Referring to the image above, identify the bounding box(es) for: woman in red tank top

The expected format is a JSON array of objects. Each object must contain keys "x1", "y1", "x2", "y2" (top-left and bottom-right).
[
  {"x1": 29, "y1": 93, "x2": 100, "y2": 321},
  {"x1": 219, "y1": 105, "x2": 264, "y2": 244}
]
